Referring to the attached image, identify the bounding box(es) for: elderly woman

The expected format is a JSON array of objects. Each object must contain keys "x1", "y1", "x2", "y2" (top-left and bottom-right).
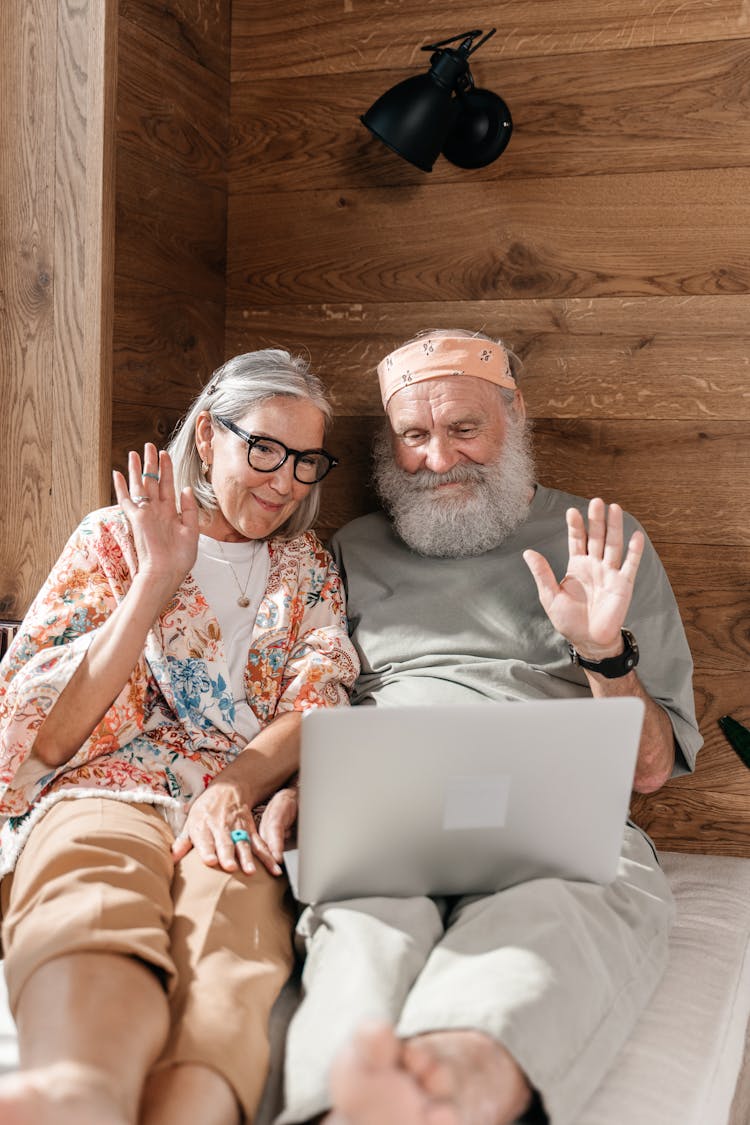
[{"x1": 0, "y1": 350, "x2": 359, "y2": 1125}]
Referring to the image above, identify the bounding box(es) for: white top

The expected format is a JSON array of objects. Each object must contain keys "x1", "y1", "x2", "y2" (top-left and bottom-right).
[{"x1": 191, "y1": 534, "x2": 270, "y2": 744}]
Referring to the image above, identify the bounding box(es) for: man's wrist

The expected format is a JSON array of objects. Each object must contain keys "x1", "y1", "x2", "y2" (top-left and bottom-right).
[{"x1": 569, "y1": 629, "x2": 639, "y2": 679}]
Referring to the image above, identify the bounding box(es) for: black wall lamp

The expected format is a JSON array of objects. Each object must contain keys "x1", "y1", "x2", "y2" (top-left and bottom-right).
[{"x1": 360, "y1": 29, "x2": 512, "y2": 173}]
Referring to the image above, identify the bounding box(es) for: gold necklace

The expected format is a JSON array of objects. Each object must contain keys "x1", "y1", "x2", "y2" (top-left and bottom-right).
[{"x1": 216, "y1": 539, "x2": 259, "y2": 608}]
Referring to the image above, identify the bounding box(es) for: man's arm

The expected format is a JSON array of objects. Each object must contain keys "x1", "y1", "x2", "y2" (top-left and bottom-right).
[
  {"x1": 579, "y1": 661, "x2": 675, "y2": 793},
  {"x1": 523, "y1": 497, "x2": 677, "y2": 794}
]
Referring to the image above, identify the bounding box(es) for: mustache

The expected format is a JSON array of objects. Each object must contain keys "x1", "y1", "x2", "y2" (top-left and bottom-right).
[{"x1": 396, "y1": 462, "x2": 491, "y2": 492}]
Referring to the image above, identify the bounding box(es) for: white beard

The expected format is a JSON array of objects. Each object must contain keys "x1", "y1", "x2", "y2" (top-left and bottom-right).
[{"x1": 373, "y1": 413, "x2": 536, "y2": 559}]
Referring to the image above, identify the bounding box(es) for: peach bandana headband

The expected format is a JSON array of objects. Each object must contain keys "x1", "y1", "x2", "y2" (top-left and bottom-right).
[{"x1": 377, "y1": 336, "x2": 516, "y2": 408}]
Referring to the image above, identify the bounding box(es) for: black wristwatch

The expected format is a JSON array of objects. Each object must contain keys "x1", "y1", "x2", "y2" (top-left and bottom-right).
[{"x1": 568, "y1": 628, "x2": 639, "y2": 679}]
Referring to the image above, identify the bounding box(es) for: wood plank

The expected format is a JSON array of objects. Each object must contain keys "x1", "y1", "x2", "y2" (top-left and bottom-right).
[
  {"x1": 232, "y1": 0, "x2": 750, "y2": 79},
  {"x1": 227, "y1": 295, "x2": 750, "y2": 343},
  {"x1": 227, "y1": 168, "x2": 750, "y2": 306},
  {"x1": 226, "y1": 304, "x2": 750, "y2": 420},
  {"x1": 0, "y1": 0, "x2": 57, "y2": 618},
  {"x1": 229, "y1": 39, "x2": 750, "y2": 191},
  {"x1": 118, "y1": 15, "x2": 228, "y2": 190},
  {"x1": 533, "y1": 419, "x2": 750, "y2": 546},
  {"x1": 111, "y1": 400, "x2": 185, "y2": 478},
  {"x1": 119, "y1": 0, "x2": 230, "y2": 79},
  {"x1": 53, "y1": 0, "x2": 117, "y2": 535},
  {"x1": 652, "y1": 543, "x2": 750, "y2": 592},
  {"x1": 677, "y1": 590, "x2": 750, "y2": 673},
  {"x1": 630, "y1": 788, "x2": 750, "y2": 856},
  {"x1": 0, "y1": 0, "x2": 116, "y2": 618},
  {"x1": 113, "y1": 277, "x2": 224, "y2": 409},
  {"x1": 116, "y1": 152, "x2": 226, "y2": 302}
]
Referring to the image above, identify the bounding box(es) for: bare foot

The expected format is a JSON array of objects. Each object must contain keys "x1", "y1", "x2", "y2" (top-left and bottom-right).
[
  {"x1": 0, "y1": 1063, "x2": 127, "y2": 1125},
  {"x1": 326, "y1": 1022, "x2": 533, "y2": 1125}
]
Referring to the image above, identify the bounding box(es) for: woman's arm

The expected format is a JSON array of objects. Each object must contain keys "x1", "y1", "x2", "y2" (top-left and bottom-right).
[
  {"x1": 171, "y1": 710, "x2": 301, "y2": 875},
  {"x1": 33, "y1": 446, "x2": 198, "y2": 768},
  {"x1": 172, "y1": 537, "x2": 360, "y2": 877}
]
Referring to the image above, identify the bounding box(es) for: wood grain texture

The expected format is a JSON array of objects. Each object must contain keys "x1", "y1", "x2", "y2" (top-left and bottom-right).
[
  {"x1": 0, "y1": 0, "x2": 57, "y2": 617},
  {"x1": 229, "y1": 39, "x2": 750, "y2": 191},
  {"x1": 631, "y1": 668, "x2": 750, "y2": 855},
  {"x1": 116, "y1": 152, "x2": 226, "y2": 302},
  {"x1": 54, "y1": 0, "x2": 117, "y2": 536},
  {"x1": 232, "y1": 0, "x2": 750, "y2": 79},
  {"x1": 227, "y1": 297, "x2": 750, "y2": 419},
  {"x1": 227, "y1": 168, "x2": 750, "y2": 306},
  {"x1": 118, "y1": 15, "x2": 228, "y2": 190},
  {"x1": 0, "y1": 0, "x2": 116, "y2": 618},
  {"x1": 114, "y1": 277, "x2": 224, "y2": 409},
  {"x1": 110, "y1": 400, "x2": 185, "y2": 479},
  {"x1": 119, "y1": 0, "x2": 230, "y2": 79}
]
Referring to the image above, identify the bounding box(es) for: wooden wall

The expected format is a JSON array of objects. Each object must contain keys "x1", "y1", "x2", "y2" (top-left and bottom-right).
[
  {"x1": 226, "y1": 1, "x2": 750, "y2": 855},
  {"x1": 111, "y1": 0, "x2": 231, "y2": 478},
  {"x1": 0, "y1": 0, "x2": 117, "y2": 617}
]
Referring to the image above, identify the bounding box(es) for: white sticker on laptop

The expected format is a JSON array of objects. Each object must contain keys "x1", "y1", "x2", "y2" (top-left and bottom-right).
[{"x1": 443, "y1": 774, "x2": 511, "y2": 830}]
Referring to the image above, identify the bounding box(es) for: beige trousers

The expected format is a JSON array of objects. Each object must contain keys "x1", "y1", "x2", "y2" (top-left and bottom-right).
[
  {"x1": 277, "y1": 825, "x2": 673, "y2": 1125},
  {"x1": 0, "y1": 797, "x2": 295, "y2": 1121}
]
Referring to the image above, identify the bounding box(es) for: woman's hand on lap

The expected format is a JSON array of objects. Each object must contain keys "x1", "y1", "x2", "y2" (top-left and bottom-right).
[{"x1": 172, "y1": 780, "x2": 283, "y2": 876}]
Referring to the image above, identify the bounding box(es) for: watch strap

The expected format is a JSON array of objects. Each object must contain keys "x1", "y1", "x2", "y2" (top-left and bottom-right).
[{"x1": 569, "y1": 628, "x2": 639, "y2": 679}]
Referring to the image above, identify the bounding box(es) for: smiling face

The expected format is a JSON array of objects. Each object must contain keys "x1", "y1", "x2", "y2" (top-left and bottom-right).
[
  {"x1": 195, "y1": 395, "x2": 326, "y2": 541},
  {"x1": 388, "y1": 375, "x2": 525, "y2": 476},
  {"x1": 375, "y1": 374, "x2": 535, "y2": 558}
]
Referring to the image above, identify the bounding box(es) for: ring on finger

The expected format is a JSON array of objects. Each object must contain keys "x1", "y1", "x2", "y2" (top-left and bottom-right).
[
  {"x1": 230, "y1": 828, "x2": 252, "y2": 845},
  {"x1": 132, "y1": 495, "x2": 152, "y2": 506},
  {"x1": 142, "y1": 471, "x2": 160, "y2": 481}
]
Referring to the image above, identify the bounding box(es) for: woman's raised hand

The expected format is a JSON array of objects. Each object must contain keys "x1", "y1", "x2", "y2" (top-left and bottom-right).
[{"x1": 113, "y1": 444, "x2": 200, "y2": 596}]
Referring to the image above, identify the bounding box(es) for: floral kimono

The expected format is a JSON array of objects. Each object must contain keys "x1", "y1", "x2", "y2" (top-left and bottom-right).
[{"x1": 0, "y1": 506, "x2": 359, "y2": 875}]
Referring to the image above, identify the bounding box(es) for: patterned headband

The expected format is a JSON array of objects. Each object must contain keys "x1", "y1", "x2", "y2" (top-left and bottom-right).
[{"x1": 377, "y1": 336, "x2": 516, "y2": 408}]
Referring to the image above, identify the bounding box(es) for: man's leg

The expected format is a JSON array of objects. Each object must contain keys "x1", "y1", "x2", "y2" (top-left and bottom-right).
[
  {"x1": 325, "y1": 827, "x2": 672, "y2": 1125},
  {"x1": 276, "y1": 895, "x2": 445, "y2": 1124}
]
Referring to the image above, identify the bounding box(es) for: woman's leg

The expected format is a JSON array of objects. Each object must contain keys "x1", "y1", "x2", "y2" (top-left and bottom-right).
[
  {"x1": 140, "y1": 844, "x2": 296, "y2": 1125},
  {"x1": 0, "y1": 798, "x2": 178, "y2": 1125},
  {"x1": 0, "y1": 950, "x2": 169, "y2": 1125}
]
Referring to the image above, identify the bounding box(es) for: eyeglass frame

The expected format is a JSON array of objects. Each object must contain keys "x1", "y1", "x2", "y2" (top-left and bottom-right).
[{"x1": 214, "y1": 415, "x2": 339, "y2": 484}]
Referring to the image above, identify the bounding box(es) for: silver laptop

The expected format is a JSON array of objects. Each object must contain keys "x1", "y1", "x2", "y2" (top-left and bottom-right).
[{"x1": 285, "y1": 697, "x2": 644, "y2": 903}]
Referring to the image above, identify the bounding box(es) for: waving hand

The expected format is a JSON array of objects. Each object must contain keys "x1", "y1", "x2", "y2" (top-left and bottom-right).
[{"x1": 522, "y1": 498, "x2": 643, "y2": 660}]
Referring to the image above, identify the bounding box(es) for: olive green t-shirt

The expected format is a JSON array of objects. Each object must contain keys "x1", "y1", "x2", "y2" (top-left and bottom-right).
[{"x1": 330, "y1": 484, "x2": 701, "y2": 774}]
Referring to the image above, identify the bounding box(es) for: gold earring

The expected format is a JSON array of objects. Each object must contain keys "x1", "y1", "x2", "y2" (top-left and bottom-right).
[{"x1": 201, "y1": 460, "x2": 210, "y2": 476}]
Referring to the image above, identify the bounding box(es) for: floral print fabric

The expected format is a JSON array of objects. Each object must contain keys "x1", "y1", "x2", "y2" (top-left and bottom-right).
[{"x1": 0, "y1": 507, "x2": 359, "y2": 874}]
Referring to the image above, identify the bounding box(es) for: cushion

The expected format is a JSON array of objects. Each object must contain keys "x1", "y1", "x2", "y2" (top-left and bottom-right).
[{"x1": 577, "y1": 851, "x2": 750, "y2": 1125}]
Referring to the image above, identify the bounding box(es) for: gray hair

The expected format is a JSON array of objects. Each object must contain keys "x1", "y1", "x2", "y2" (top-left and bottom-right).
[
  {"x1": 167, "y1": 349, "x2": 333, "y2": 539},
  {"x1": 395, "y1": 328, "x2": 523, "y2": 407}
]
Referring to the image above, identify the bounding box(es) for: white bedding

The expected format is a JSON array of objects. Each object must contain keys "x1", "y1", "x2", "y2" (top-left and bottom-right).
[{"x1": 1, "y1": 851, "x2": 749, "y2": 1124}]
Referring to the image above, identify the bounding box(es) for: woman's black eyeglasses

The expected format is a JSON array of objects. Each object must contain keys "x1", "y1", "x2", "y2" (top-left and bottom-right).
[{"x1": 215, "y1": 416, "x2": 338, "y2": 484}]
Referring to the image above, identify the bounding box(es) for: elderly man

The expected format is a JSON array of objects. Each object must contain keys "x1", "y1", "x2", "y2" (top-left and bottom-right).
[{"x1": 275, "y1": 331, "x2": 701, "y2": 1125}]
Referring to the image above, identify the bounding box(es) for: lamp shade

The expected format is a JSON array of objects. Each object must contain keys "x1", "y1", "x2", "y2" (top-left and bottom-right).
[
  {"x1": 361, "y1": 72, "x2": 460, "y2": 172},
  {"x1": 441, "y1": 88, "x2": 513, "y2": 169}
]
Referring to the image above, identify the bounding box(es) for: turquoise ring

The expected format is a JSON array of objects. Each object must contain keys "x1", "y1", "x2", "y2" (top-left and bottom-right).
[
  {"x1": 142, "y1": 471, "x2": 160, "y2": 481},
  {"x1": 230, "y1": 829, "x2": 251, "y2": 845}
]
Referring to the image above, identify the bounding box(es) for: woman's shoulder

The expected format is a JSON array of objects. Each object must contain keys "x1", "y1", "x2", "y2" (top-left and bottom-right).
[{"x1": 268, "y1": 529, "x2": 331, "y2": 566}]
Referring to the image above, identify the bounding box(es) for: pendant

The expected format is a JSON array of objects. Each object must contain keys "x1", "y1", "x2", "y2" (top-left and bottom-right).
[{"x1": 237, "y1": 595, "x2": 251, "y2": 608}]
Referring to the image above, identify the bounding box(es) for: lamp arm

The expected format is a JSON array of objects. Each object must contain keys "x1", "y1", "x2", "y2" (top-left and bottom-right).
[{"x1": 421, "y1": 29, "x2": 484, "y2": 53}]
